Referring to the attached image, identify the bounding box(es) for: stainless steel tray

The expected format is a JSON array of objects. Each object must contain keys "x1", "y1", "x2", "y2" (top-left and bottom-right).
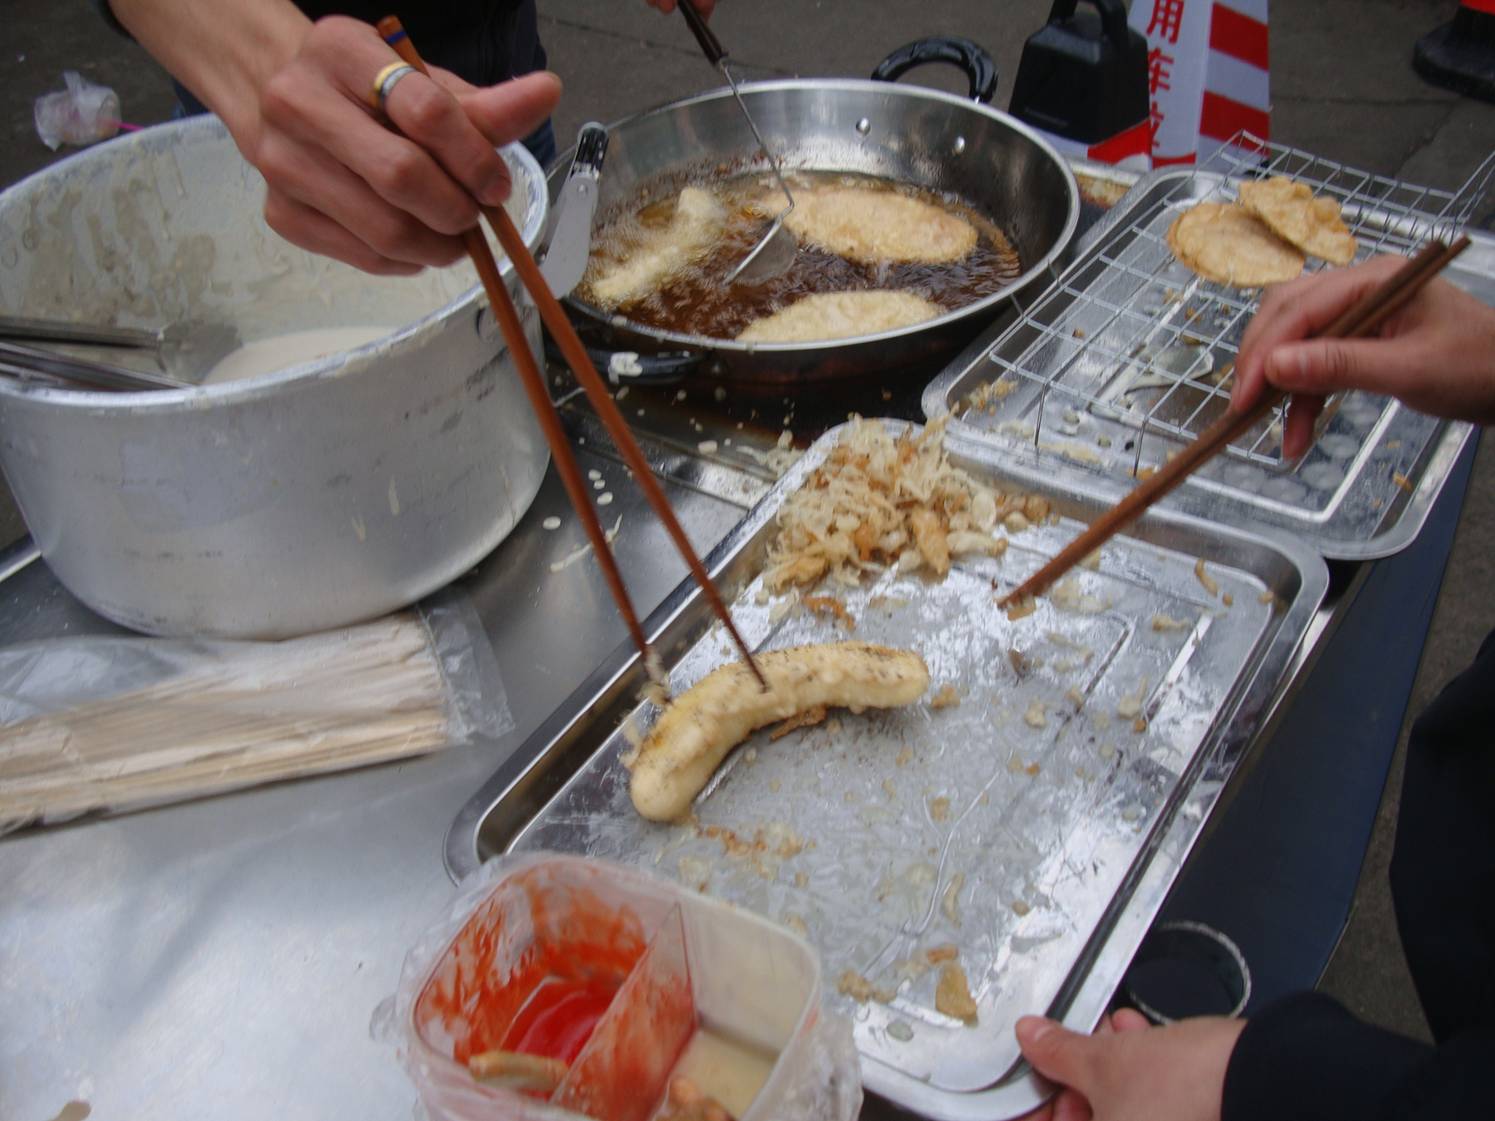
[
  {"x1": 922, "y1": 138, "x2": 1491, "y2": 560},
  {"x1": 447, "y1": 421, "x2": 1327, "y2": 1119}
]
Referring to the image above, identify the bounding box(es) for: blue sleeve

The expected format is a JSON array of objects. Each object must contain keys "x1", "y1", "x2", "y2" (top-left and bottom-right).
[{"x1": 1223, "y1": 991, "x2": 1492, "y2": 1120}]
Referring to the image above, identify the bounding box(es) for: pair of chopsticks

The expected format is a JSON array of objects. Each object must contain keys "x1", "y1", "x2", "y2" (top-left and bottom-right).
[
  {"x1": 1001, "y1": 235, "x2": 1472, "y2": 606},
  {"x1": 377, "y1": 19, "x2": 766, "y2": 689}
]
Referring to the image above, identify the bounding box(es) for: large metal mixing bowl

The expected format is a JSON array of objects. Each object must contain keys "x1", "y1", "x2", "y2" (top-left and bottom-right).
[{"x1": 0, "y1": 116, "x2": 549, "y2": 638}]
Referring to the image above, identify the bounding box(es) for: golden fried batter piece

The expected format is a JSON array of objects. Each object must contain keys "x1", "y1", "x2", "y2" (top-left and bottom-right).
[
  {"x1": 783, "y1": 186, "x2": 978, "y2": 264},
  {"x1": 908, "y1": 506, "x2": 951, "y2": 577},
  {"x1": 1237, "y1": 176, "x2": 1357, "y2": 266},
  {"x1": 935, "y1": 961, "x2": 979, "y2": 1024},
  {"x1": 589, "y1": 187, "x2": 726, "y2": 308},
  {"x1": 629, "y1": 642, "x2": 930, "y2": 822},
  {"x1": 736, "y1": 290, "x2": 941, "y2": 344},
  {"x1": 1166, "y1": 201, "x2": 1304, "y2": 287}
]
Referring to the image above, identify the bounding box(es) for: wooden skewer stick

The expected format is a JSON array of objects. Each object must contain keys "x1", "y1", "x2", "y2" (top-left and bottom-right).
[
  {"x1": 377, "y1": 16, "x2": 767, "y2": 691},
  {"x1": 1000, "y1": 236, "x2": 1471, "y2": 607}
]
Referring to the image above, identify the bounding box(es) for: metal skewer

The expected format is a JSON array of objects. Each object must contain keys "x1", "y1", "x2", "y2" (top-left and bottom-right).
[{"x1": 0, "y1": 339, "x2": 191, "y2": 391}]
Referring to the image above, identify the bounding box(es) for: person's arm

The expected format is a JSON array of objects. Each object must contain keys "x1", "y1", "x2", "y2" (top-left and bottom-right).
[
  {"x1": 107, "y1": 0, "x2": 560, "y2": 275},
  {"x1": 1221, "y1": 993, "x2": 1442, "y2": 1120},
  {"x1": 1229, "y1": 256, "x2": 1495, "y2": 458},
  {"x1": 1016, "y1": 994, "x2": 1493, "y2": 1121}
]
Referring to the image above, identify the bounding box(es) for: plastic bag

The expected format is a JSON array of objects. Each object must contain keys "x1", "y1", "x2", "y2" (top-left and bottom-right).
[
  {"x1": 0, "y1": 590, "x2": 511, "y2": 834},
  {"x1": 373, "y1": 853, "x2": 863, "y2": 1121},
  {"x1": 34, "y1": 71, "x2": 122, "y2": 150}
]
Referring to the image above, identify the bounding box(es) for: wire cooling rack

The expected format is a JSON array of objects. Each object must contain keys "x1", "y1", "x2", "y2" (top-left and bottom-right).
[{"x1": 969, "y1": 132, "x2": 1492, "y2": 473}]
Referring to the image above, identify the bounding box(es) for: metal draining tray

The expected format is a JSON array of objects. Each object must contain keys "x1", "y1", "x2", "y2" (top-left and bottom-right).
[
  {"x1": 923, "y1": 135, "x2": 1491, "y2": 560},
  {"x1": 448, "y1": 421, "x2": 1327, "y2": 1120}
]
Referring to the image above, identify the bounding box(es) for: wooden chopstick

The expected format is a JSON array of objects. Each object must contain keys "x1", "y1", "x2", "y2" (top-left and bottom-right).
[
  {"x1": 1000, "y1": 236, "x2": 1471, "y2": 607},
  {"x1": 377, "y1": 17, "x2": 767, "y2": 690}
]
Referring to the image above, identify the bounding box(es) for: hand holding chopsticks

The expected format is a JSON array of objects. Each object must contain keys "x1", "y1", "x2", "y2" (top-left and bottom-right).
[
  {"x1": 1001, "y1": 237, "x2": 1472, "y2": 607},
  {"x1": 376, "y1": 17, "x2": 766, "y2": 690}
]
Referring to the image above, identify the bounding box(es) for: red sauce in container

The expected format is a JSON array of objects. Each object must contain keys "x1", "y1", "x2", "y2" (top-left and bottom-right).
[
  {"x1": 414, "y1": 863, "x2": 698, "y2": 1121},
  {"x1": 502, "y1": 975, "x2": 619, "y2": 1065}
]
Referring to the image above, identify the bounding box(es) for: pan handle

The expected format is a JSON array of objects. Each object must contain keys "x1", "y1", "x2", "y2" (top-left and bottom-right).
[
  {"x1": 543, "y1": 336, "x2": 704, "y2": 386},
  {"x1": 870, "y1": 37, "x2": 999, "y2": 104},
  {"x1": 1045, "y1": 0, "x2": 1132, "y2": 53}
]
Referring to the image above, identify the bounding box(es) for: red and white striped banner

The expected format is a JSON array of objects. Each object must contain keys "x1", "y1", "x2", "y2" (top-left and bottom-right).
[
  {"x1": 1027, "y1": 120, "x2": 1153, "y2": 171},
  {"x1": 1128, "y1": 0, "x2": 1270, "y2": 167}
]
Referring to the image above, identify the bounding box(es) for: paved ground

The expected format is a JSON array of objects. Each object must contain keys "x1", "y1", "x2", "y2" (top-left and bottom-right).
[{"x1": 3, "y1": 0, "x2": 1493, "y2": 1047}]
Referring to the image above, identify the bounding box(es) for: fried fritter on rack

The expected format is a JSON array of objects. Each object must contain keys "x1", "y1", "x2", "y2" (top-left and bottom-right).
[
  {"x1": 1237, "y1": 176, "x2": 1357, "y2": 266},
  {"x1": 1166, "y1": 201, "x2": 1304, "y2": 287}
]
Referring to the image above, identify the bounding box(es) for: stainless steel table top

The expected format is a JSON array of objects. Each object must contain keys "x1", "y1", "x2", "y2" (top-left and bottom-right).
[
  {"x1": 6, "y1": 152, "x2": 1463, "y2": 1117},
  {"x1": 0, "y1": 435, "x2": 754, "y2": 1121},
  {"x1": 0, "y1": 405, "x2": 1351, "y2": 1121}
]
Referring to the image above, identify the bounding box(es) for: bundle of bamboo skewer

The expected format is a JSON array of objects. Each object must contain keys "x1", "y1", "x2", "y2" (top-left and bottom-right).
[{"x1": 0, "y1": 614, "x2": 456, "y2": 833}]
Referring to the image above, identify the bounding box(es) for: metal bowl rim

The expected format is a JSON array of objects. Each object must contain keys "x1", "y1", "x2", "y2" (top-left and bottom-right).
[{"x1": 0, "y1": 118, "x2": 548, "y2": 411}]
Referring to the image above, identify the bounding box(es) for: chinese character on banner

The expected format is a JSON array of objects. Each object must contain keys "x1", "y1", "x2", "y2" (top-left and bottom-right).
[
  {"x1": 1147, "y1": 0, "x2": 1187, "y2": 44},
  {"x1": 1149, "y1": 48, "x2": 1175, "y2": 95},
  {"x1": 1129, "y1": 0, "x2": 1271, "y2": 167}
]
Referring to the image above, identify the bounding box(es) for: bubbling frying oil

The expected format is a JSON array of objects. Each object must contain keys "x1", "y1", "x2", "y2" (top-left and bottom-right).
[{"x1": 577, "y1": 171, "x2": 1023, "y2": 342}]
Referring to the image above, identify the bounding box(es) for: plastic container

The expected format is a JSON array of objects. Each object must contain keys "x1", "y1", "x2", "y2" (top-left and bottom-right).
[{"x1": 376, "y1": 854, "x2": 861, "y2": 1121}]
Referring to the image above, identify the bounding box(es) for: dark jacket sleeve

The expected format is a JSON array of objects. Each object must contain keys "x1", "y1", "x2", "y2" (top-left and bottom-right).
[
  {"x1": 1224, "y1": 628, "x2": 1495, "y2": 1120},
  {"x1": 1222, "y1": 993, "x2": 1416, "y2": 1119}
]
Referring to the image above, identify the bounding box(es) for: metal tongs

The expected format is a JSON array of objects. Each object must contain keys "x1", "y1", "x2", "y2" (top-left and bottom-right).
[
  {"x1": 0, "y1": 313, "x2": 232, "y2": 391},
  {"x1": 377, "y1": 17, "x2": 768, "y2": 691},
  {"x1": 676, "y1": 0, "x2": 797, "y2": 285}
]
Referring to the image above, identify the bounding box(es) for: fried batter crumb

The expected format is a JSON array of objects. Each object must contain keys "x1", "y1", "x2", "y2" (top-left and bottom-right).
[
  {"x1": 930, "y1": 684, "x2": 962, "y2": 709},
  {"x1": 838, "y1": 970, "x2": 894, "y2": 1004},
  {"x1": 769, "y1": 704, "x2": 829, "y2": 741},
  {"x1": 936, "y1": 962, "x2": 979, "y2": 1024},
  {"x1": 802, "y1": 594, "x2": 856, "y2": 630},
  {"x1": 1194, "y1": 557, "x2": 1220, "y2": 598},
  {"x1": 1006, "y1": 597, "x2": 1038, "y2": 622},
  {"x1": 942, "y1": 872, "x2": 965, "y2": 926},
  {"x1": 764, "y1": 418, "x2": 1041, "y2": 593}
]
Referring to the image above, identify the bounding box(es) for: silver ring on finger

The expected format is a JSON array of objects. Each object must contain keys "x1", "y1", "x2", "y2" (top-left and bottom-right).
[{"x1": 369, "y1": 62, "x2": 417, "y2": 114}]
